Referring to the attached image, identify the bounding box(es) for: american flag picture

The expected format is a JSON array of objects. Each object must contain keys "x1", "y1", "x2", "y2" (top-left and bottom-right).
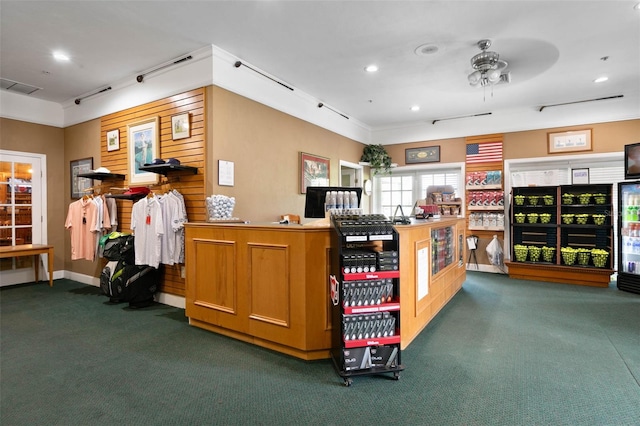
[{"x1": 466, "y1": 142, "x2": 503, "y2": 164}]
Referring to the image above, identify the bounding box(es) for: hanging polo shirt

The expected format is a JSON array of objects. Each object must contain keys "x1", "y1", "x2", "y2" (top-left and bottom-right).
[
  {"x1": 131, "y1": 195, "x2": 164, "y2": 268},
  {"x1": 65, "y1": 198, "x2": 99, "y2": 261}
]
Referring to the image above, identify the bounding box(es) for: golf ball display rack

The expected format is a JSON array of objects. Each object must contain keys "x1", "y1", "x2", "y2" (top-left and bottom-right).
[{"x1": 507, "y1": 184, "x2": 613, "y2": 287}]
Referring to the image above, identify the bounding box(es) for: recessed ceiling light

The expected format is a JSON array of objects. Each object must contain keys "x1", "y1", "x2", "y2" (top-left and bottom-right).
[
  {"x1": 635, "y1": 2, "x2": 640, "y2": 10},
  {"x1": 410, "y1": 105, "x2": 420, "y2": 112},
  {"x1": 53, "y1": 51, "x2": 70, "y2": 61},
  {"x1": 365, "y1": 64, "x2": 378, "y2": 73},
  {"x1": 594, "y1": 76, "x2": 608, "y2": 83}
]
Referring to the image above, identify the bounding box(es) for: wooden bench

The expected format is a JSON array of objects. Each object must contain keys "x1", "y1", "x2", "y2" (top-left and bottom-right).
[{"x1": 0, "y1": 244, "x2": 54, "y2": 287}]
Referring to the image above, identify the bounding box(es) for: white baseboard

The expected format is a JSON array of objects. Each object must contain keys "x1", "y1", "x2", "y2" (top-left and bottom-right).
[{"x1": 466, "y1": 263, "x2": 508, "y2": 274}]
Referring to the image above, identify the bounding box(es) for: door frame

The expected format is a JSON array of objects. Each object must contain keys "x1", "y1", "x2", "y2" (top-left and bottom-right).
[{"x1": 0, "y1": 150, "x2": 47, "y2": 286}]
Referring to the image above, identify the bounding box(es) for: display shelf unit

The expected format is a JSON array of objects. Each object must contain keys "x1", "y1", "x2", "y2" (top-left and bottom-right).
[
  {"x1": 138, "y1": 164, "x2": 198, "y2": 176},
  {"x1": 78, "y1": 172, "x2": 126, "y2": 181},
  {"x1": 330, "y1": 213, "x2": 404, "y2": 386},
  {"x1": 506, "y1": 184, "x2": 614, "y2": 287},
  {"x1": 465, "y1": 170, "x2": 505, "y2": 233},
  {"x1": 76, "y1": 171, "x2": 143, "y2": 200}
]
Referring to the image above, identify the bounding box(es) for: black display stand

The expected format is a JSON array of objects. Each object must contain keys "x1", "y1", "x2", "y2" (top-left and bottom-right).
[{"x1": 330, "y1": 213, "x2": 404, "y2": 386}]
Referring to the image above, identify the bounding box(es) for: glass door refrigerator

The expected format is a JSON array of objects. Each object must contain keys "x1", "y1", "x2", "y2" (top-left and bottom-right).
[{"x1": 618, "y1": 181, "x2": 640, "y2": 294}]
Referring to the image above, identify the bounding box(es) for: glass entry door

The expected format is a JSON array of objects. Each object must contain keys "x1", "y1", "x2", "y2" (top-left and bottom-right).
[{"x1": 0, "y1": 151, "x2": 45, "y2": 286}]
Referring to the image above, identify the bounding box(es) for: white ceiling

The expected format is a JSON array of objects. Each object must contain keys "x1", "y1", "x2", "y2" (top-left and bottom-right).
[{"x1": 1, "y1": 1, "x2": 639, "y2": 141}]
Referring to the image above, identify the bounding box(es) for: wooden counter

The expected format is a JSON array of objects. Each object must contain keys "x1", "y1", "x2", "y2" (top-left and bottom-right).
[
  {"x1": 394, "y1": 217, "x2": 467, "y2": 349},
  {"x1": 185, "y1": 218, "x2": 466, "y2": 359},
  {"x1": 184, "y1": 222, "x2": 333, "y2": 360}
]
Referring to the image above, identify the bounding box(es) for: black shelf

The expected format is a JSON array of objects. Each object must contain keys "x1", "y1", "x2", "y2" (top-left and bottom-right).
[
  {"x1": 106, "y1": 193, "x2": 146, "y2": 201},
  {"x1": 510, "y1": 184, "x2": 613, "y2": 270},
  {"x1": 330, "y1": 214, "x2": 404, "y2": 386},
  {"x1": 138, "y1": 164, "x2": 197, "y2": 176},
  {"x1": 78, "y1": 172, "x2": 125, "y2": 180}
]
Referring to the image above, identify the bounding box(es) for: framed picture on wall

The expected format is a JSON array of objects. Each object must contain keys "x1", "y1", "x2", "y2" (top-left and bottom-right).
[
  {"x1": 405, "y1": 146, "x2": 440, "y2": 164},
  {"x1": 548, "y1": 129, "x2": 592, "y2": 154},
  {"x1": 70, "y1": 157, "x2": 93, "y2": 198},
  {"x1": 106, "y1": 129, "x2": 119, "y2": 152},
  {"x1": 128, "y1": 117, "x2": 159, "y2": 185},
  {"x1": 300, "y1": 152, "x2": 330, "y2": 194},
  {"x1": 171, "y1": 113, "x2": 190, "y2": 140}
]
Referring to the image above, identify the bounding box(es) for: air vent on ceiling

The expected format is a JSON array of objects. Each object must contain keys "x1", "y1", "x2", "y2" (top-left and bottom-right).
[{"x1": 0, "y1": 78, "x2": 42, "y2": 95}]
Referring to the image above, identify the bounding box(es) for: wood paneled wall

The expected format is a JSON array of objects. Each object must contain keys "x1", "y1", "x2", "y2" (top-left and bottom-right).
[{"x1": 99, "y1": 88, "x2": 206, "y2": 296}]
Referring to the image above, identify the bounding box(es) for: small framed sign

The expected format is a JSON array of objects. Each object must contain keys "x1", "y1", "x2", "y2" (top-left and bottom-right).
[
  {"x1": 406, "y1": 146, "x2": 440, "y2": 164},
  {"x1": 572, "y1": 168, "x2": 590, "y2": 185},
  {"x1": 548, "y1": 129, "x2": 592, "y2": 154},
  {"x1": 106, "y1": 129, "x2": 119, "y2": 152},
  {"x1": 171, "y1": 113, "x2": 190, "y2": 140}
]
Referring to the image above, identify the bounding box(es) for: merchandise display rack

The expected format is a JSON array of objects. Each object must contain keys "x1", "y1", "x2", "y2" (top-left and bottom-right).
[
  {"x1": 507, "y1": 183, "x2": 614, "y2": 287},
  {"x1": 330, "y1": 213, "x2": 404, "y2": 386}
]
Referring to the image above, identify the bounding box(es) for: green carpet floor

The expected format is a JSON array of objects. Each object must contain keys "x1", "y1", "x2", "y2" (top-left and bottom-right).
[{"x1": 1, "y1": 272, "x2": 639, "y2": 425}]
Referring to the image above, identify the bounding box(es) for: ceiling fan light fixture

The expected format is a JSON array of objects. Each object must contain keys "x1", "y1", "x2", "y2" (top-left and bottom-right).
[
  {"x1": 467, "y1": 39, "x2": 510, "y2": 90},
  {"x1": 468, "y1": 70, "x2": 482, "y2": 85},
  {"x1": 487, "y1": 68, "x2": 502, "y2": 83}
]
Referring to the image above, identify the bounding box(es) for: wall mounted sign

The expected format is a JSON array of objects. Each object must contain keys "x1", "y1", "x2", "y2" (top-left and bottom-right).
[
  {"x1": 405, "y1": 146, "x2": 440, "y2": 164},
  {"x1": 218, "y1": 160, "x2": 234, "y2": 186},
  {"x1": 548, "y1": 129, "x2": 592, "y2": 154},
  {"x1": 572, "y1": 168, "x2": 590, "y2": 185}
]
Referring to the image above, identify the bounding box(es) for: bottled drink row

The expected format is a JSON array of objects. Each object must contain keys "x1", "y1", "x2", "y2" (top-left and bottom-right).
[
  {"x1": 325, "y1": 190, "x2": 360, "y2": 210},
  {"x1": 341, "y1": 250, "x2": 399, "y2": 274}
]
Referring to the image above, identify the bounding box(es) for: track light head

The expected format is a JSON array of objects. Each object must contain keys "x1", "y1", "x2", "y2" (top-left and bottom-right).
[
  {"x1": 74, "y1": 98, "x2": 81, "y2": 105},
  {"x1": 234, "y1": 61, "x2": 242, "y2": 68},
  {"x1": 136, "y1": 75, "x2": 144, "y2": 83}
]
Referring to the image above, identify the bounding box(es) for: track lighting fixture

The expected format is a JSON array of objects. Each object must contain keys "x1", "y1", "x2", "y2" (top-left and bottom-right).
[
  {"x1": 136, "y1": 55, "x2": 192, "y2": 83},
  {"x1": 74, "y1": 86, "x2": 111, "y2": 105}
]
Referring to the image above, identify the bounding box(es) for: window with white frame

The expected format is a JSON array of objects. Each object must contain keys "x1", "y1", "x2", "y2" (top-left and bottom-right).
[{"x1": 375, "y1": 167, "x2": 463, "y2": 217}]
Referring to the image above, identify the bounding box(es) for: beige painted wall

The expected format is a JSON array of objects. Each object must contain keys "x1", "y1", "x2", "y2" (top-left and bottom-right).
[
  {"x1": 206, "y1": 85, "x2": 367, "y2": 222},
  {"x1": 63, "y1": 119, "x2": 102, "y2": 277},
  {"x1": 0, "y1": 117, "x2": 66, "y2": 271}
]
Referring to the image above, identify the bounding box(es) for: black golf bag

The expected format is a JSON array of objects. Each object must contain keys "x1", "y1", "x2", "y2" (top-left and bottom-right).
[{"x1": 99, "y1": 233, "x2": 159, "y2": 308}]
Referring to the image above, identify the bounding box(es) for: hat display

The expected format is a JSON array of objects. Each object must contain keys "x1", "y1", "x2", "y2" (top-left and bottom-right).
[
  {"x1": 144, "y1": 158, "x2": 165, "y2": 166},
  {"x1": 123, "y1": 186, "x2": 151, "y2": 196},
  {"x1": 92, "y1": 167, "x2": 111, "y2": 174},
  {"x1": 166, "y1": 158, "x2": 181, "y2": 165}
]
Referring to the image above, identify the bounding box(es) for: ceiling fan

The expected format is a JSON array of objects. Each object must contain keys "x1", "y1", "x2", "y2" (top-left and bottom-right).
[{"x1": 468, "y1": 39, "x2": 511, "y2": 87}]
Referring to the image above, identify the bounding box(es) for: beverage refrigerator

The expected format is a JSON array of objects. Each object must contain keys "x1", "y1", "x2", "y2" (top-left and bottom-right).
[{"x1": 617, "y1": 181, "x2": 640, "y2": 294}]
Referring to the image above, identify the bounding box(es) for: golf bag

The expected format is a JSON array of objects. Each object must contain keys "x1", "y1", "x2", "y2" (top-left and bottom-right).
[{"x1": 99, "y1": 233, "x2": 159, "y2": 308}]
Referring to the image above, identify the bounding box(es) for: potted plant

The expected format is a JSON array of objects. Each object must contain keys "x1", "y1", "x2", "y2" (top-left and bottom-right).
[{"x1": 360, "y1": 144, "x2": 393, "y2": 175}]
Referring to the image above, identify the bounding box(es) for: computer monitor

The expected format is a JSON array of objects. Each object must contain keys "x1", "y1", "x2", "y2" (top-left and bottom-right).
[{"x1": 304, "y1": 186, "x2": 363, "y2": 218}]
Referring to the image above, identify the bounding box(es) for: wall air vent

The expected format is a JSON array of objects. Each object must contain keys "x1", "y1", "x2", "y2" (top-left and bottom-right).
[{"x1": 0, "y1": 78, "x2": 42, "y2": 95}]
